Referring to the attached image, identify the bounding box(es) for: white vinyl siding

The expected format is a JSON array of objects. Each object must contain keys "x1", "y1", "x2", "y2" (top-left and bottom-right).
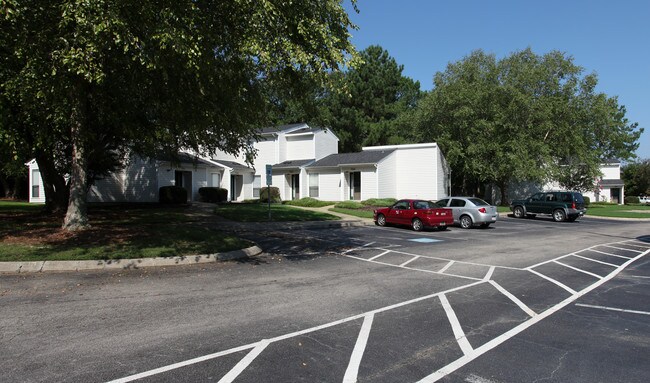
[
  {"x1": 89, "y1": 157, "x2": 159, "y2": 203},
  {"x1": 361, "y1": 168, "x2": 377, "y2": 200},
  {"x1": 314, "y1": 130, "x2": 339, "y2": 160},
  {"x1": 286, "y1": 135, "x2": 313, "y2": 160},
  {"x1": 253, "y1": 139, "x2": 277, "y2": 173},
  {"x1": 376, "y1": 152, "x2": 397, "y2": 199},
  {"x1": 395, "y1": 147, "x2": 438, "y2": 200},
  {"x1": 315, "y1": 170, "x2": 341, "y2": 201}
]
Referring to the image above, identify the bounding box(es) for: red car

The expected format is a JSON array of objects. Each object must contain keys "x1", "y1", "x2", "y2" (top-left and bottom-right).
[{"x1": 373, "y1": 199, "x2": 453, "y2": 231}]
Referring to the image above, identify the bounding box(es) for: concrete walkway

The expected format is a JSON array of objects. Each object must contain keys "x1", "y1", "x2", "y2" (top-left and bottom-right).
[{"x1": 0, "y1": 203, "x2": 374, "y2": 274}]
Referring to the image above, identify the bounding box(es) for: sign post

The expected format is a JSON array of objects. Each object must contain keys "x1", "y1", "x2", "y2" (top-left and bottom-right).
[{"x1": 266, "y1": 164, "x2": 272, "y2": 221}]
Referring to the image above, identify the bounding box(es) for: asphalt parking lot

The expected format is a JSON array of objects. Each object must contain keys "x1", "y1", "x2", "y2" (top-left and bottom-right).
[{"x1": 1, "y1": 216, "x2": 648, "y2": 382}]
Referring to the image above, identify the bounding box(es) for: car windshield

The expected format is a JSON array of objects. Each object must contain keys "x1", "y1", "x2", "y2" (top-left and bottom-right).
[{"x1": 468, "y1": 198, "x2": 490, "y2": 206}]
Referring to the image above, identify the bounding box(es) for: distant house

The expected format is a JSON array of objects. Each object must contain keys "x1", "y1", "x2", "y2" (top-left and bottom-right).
[
  {"x1": 487, "y1": 159, "x2": 626, "y2": 205},
  {"x1": 582, "y1": 159, "x2": 625, "y2": 204},
  {"x1": 27, "y1": 123, "x2": 450, "y2": 203}
]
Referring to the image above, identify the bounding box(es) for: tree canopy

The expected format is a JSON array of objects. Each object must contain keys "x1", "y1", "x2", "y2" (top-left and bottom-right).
[
  {"x1": 0, "y1": 0, "x2": 358, "y2": 230},
  {"x1": 622, "y1": 159, "x2": 650, "y2": 196},
  {"x1": 321, "y1": 45, "x2": 421, "y2": 152},
  {"x1": 411, "y1": 48, "x2": 643, "y2": 202}
]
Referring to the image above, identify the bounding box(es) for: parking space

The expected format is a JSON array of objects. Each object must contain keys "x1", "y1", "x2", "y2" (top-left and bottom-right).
[
  {"x1": 102, "y1": 218, "x2": 649, "y2": 383},
  {"x1": 2, "y1": 217, "x2": 648, "y2": 383}
]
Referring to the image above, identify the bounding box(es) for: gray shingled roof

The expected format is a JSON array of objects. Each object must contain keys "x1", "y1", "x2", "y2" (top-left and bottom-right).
[
  {"x1": 272, "y1": 159, "x2": 315, "y2": 170},
  {"x1": 211, "y1": 160, "x2": 253, "y2": 171},
  {"x1": 308, "y1": 150, "x2": 395, "y2": 168},
  {"x1": 259, "y1": 123, "x2": 306, "y2": 134},
  {"x1": 157, "y1": 153, "x2": 215, "y2": 167}
]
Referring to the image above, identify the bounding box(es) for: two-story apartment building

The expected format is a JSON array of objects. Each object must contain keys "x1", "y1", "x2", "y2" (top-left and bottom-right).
[{"x1": 27, "y1": 123, "x2": 450, "y2": 204}]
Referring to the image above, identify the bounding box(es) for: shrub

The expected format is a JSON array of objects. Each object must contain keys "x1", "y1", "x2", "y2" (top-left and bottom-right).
[
  {"x1": 260, "y1": 187, "x2": 281, "y2": 203},
  {"x1": 198, "y1": 187, "x2": 228, "y2": 203},
  {"x1": 362, "y1": 198, "x2": 397, "y2": 207},
  {"x1": 583, "y1": 196, "x2": 590, "y2": 207},
  {"x1": 624, "y1": 196, "x2": 640, "y2": 205},
  {"x1": 334, "y1": 200, "x2": 364, "y2": 209},
  {"x1": 283, "y1": 197, "x2": 334, "y2": 207},
  {"x1": 159, "y1": 186, "x2": 187, "y2": 204}
]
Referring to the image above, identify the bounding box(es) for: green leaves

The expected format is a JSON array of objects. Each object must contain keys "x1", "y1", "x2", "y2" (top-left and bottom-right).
[{"x1": 412, "y1": 48, "x2": 642, "y2": 198}]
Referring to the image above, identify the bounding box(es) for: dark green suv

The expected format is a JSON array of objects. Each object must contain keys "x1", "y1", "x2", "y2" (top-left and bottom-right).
[{"x1": 510, "y1": 191, "x2": 587, "y2": 222}]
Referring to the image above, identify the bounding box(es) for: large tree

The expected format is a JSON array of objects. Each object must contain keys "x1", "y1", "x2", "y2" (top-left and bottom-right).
[
  {"x1": 622, "y1": 159, "x2": 650, "y2": 196},
  {"x1": 412, "y1": 48, "x2": 642, "y2": 203},
  {"x1": 1, "y1": 0, "x2": 358, "y2": 230},
  {"x1": 322, "y1": 45, "x2": 421, "y2": 152}
]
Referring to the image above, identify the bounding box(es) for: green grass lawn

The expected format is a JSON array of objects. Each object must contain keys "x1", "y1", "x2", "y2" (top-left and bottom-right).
[
  {"x1": 585, "y1": 203, "x2": 650, "y2": 218},
  {"x1": 214, "y1": 203, "x2": 340, "y2": 222},
  {"x1": 330, "y1": 207, "x2": 375, "y2": 219},
  {"x1": 0, "y1": 201, "x2": 251, "y2": 262},
  {"x1": 496, "y1": 203, "x2": 650, "y2": 218}
]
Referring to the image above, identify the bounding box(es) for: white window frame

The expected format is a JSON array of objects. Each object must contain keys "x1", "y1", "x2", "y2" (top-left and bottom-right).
[
  {"x1": 309, "y1": 173, "x2": 319, "y2": 198},
  {"x1": 253, "y1": 175, "x2": 261, "y2": 198}
]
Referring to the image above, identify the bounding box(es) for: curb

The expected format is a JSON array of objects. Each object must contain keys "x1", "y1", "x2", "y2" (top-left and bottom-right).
[{"x1": 0, "y1": 245, "x2": 263, "y2": 274}]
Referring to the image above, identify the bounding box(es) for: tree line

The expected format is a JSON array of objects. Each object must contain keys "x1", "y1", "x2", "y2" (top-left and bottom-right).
[{"x1": 1, "y1": 1, "x2": 645, "y2": 232}]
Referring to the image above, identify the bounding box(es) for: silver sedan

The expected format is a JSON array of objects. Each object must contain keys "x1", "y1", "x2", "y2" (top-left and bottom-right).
[{"x1": 434, "y1": 197, "x2": 498, "y2": 229}]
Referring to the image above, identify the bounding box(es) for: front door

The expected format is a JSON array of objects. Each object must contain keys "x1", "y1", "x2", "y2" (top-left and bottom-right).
[
  {"x1": 291, "y1": 174, "x2": 300, "y2": 200},
  {"x1": 349, "y1": 172, "x2": 361, "y2": 200},
  {"x1": 174, "y1": 170, "x2": 192, "y2": 202}
]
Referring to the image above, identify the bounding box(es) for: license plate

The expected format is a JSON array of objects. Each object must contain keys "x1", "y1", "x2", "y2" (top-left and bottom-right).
[
  {"x1": 440, "y1": 222, "x2": 446, "y2": 226},
  {"x1": 491, "y1": 217, "x2": 497, "y2": 221}
]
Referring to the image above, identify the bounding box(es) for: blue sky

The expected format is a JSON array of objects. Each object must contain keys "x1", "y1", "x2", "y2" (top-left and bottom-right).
[{"x1": 346, "y1": 0, "x2": 649, "y2": 159}]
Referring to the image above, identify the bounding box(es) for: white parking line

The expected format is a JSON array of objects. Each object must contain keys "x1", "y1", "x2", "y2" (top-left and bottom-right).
[
  {"x1": 343, "y1": 314, "x2": 374, "y2": 383},
  {"x1": 439, "y1": 294, "x2": 473, "y2": 356},
  {"x1": 621, "y1": 241, "x2": 650, "y2": 249},
  {"x1": 572, "y1": 254, "x2": 619, "y2": 268},
  {"x1": 483, "y1": 266, "x2": 495, "y2": 281},
  {"x1": 417, "y1": 248, "x2": 649, "y2": 383},
  {"x1": 527, "y1": 269, "x2": 578, "y2": 295},
  {"x1": 218, "y1": 340, "x2": 270, "y2": 383},
  {"x1": 438, "y1": 261, "x2": 455, "y2": 274},
  {"x1": 589, "y1": 249, "x2": 632, "y2": 259},
  {"x1": 107, "y1": 280, "x2": 485, "y2": 383},
  {"x1": 602, "y1": 245, "x2": 643, "y2": 253},
  {"x1": 553, "y1": 260, "x2": 603, "y2": 279},
  {"x1": 399, "y1": 256, "x2": 420, "y2": 267},
  {"x1": 488, "y1": 280, "x2": 537, "y2": 318},
  {"x1": 575, "y1": 303, "x2": 650, "y2": 316},
  {"x1": 368, "y1": 250, "x2": 391, "y2": 261}
]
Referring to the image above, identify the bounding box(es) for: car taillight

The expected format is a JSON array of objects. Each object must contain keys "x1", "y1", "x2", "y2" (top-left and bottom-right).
[
  {"x1": 478, "y1": 207, "x2": 486, "y2": 213},
  {"x1": 571, "y1": 201, "x2": 576, "y2": 209}
]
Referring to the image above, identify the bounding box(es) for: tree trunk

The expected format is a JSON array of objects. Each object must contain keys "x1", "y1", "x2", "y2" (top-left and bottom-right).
[
  {"x1": 0, "y1": 175, "x2": 9, "y2": 198},
  {"x1": 63, "y1": 80, "x2": 90, "y2": 231},
  {"x1": 35, "y1": 153, "x2": 68, "y2": 213},
  {"x1": 497, "y1": 180, "x2": 509, "y2": 206}
]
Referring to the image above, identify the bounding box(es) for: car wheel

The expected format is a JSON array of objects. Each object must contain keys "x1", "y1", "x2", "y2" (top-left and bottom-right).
[
  {"x1": 513, "y1": 206, "x2": 525, "y2": 218},
  {"x1": 376, "y1": 214, "x2": 386, "y2": 226},
  {"x1": 460, "y1": 215, "x2": 473, "y2": 229},
  {"x1": 553, "y1": 209, "x2": 566, "y2": 222},
  {"x1": 480, "y1": 223, "x2": 491, "y2": 228},
  {"x1": 412, "y1": 218, "x2": 423, "y2": 231}
]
